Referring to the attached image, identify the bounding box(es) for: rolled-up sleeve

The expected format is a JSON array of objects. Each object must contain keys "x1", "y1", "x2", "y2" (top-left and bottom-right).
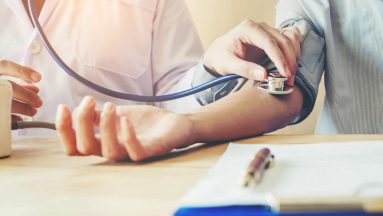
[
  {"x1": 276, "y1": 0, "x2": 326, "y2": 124},
  {"x1": 152, "y1": 0, "x2": 203, "y2": 112}
]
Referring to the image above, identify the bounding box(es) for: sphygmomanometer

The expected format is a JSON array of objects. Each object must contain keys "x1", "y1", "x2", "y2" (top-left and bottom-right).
[{"x1": 192, "y1": 17, "x2": 325, "y2": 126}]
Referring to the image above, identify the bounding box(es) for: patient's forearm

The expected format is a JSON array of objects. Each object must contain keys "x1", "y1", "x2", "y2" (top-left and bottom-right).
[{"x1": 185, "y1": 83, "x2": 304, "y2": 143}]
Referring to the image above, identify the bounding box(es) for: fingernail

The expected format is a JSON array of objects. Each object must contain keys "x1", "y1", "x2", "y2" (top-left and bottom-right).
[
  {"x1": 30, "y1": 72, "x2": 41, "y2": 82},
  {"x1": 103, "y1": 102, "x2": 115, "y2": 114},
  {"x1": 35, "y1": 98, "x2": 43, "y2": 108},
  {"x1": 57, "y1": 104, "x2": 64, "y2": 113},
  {"x1": 81, "y1": 96, "x2": 95, "y2": 107}
]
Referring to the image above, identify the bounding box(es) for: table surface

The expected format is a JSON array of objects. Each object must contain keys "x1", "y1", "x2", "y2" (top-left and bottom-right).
[{"x1": 1, "y1": 135, "x2": 382, "y2": 216}]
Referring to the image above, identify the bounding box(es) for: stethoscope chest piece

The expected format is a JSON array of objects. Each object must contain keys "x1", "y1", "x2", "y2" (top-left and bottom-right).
[{"x1": 257, "y1": 72, "x2": 294, "y2": 95}]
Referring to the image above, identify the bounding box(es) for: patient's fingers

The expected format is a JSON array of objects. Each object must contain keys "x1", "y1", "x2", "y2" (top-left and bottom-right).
[
  {"x1": 74, "y1": 96, "x2": 101, "y2": 156},
  {"x1": 100, "y1": 102, "x2": 127, "y2": 161},
  {"x1": 56, "y1": 104, "x2": 79, "y2": 156},
  {"x1": 120, "y1": 117, "x2": 147, "y2": 162}
]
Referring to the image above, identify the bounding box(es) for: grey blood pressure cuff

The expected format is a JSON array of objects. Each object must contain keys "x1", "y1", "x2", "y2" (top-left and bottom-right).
[
  {"x1": 191, "y1": 60, "x2": 247, "y2": 106},
  {"x1": 191, "y1": 59, "x2": 275, "y2": 106},
  {"x1": 192, "y1": 18, "x2": 325, "y2": 125},
  {"x1": 281, "y1": 18, "x2": 326, "y2": 124}
]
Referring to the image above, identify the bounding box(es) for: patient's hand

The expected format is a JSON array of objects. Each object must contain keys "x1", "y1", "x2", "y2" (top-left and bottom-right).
[{"x1": 55, "y1": 96, "x2": 194, "y2": 161}]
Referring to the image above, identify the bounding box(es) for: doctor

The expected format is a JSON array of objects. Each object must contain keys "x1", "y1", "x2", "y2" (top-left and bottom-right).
[{"x1": 0, "y1": 0, "x2": 203, "y2": 134}]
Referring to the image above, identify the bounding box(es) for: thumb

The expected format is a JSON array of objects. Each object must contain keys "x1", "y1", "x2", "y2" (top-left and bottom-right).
[{"x1": 222, "y1": 56, "x2": 267, "y2": 81}]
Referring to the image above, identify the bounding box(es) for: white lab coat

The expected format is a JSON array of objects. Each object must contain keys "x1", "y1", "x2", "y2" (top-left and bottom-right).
[{"x1": 0, "y1": 0, "x2": 203, "y2": 135}]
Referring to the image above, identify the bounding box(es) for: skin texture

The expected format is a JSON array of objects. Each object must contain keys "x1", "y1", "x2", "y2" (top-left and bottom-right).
[
  {"x1": 56, "y1": 82, "x2": 303, "y2": 162},
  {"x1": 0, "y1": 60, "x2": 42, "y2": 118},
  {"x1": 22, "y1": 0, "x2": 45, "y2": 21},
  {"x1": 203, "y1": 20, "x2": 302, "y2": 86},
  {"x1": 56, "y1": 20, "x2": 304, "y2": 162}
]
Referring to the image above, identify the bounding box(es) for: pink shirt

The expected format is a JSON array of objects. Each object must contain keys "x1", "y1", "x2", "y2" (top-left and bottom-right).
[{"x1": 0, "y1": 0, "x2": 203, "y2": 134}]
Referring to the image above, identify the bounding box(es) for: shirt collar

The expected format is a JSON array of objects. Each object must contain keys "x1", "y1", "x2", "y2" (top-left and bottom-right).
[{"x1": 4, "y1": 0, "x2": 60, "y2": 30}]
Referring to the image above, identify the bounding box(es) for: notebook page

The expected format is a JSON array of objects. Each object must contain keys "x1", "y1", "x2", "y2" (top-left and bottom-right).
[{"x1": 180, "y1": 141, "x2": 383, "y2": 207}]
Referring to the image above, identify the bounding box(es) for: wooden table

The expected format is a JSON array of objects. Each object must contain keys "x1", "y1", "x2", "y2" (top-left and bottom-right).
[{"x1": 0, "y1": 135, "x2": 382, "y2": 216}]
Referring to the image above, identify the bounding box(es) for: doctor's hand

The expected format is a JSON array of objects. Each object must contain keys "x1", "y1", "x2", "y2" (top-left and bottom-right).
[
  {"x1": 203, "y1": 20, "x2": 303, "y2": 86},
  {"x1": 0, "y1": 60, "x2": 42, "y2": 119},
  {"x1": 56, "y1": 96, "x2": 194, "y2": 162}
]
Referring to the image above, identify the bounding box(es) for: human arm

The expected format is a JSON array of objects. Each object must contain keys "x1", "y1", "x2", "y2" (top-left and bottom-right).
[
  {"x1": 195, "y1": 1, "x2": 326, "y2": 124},
  {"x1": 56, "y1": 83, "x2": 303, "y2": 161},
  {"x1": 0, "y1": 60, "x2": 42, "y2": 119},
  {"x1": 186, "y1": 83, "x2": 303, "y2": 143}
]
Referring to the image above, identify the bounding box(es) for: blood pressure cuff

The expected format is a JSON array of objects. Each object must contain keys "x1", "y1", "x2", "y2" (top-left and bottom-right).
[
  {"x1": 192, "y1": 18, "x2": 325, "y2": 124},
  {"x1": 282, "y1": 18, "x2": 325, "y2": 124},
  {"x1": 191, "y1": 61, "x2": 247, "y2": 106}
]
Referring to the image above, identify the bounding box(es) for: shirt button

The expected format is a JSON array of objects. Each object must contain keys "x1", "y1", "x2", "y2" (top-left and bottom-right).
[{"x1": 30, "y1": 42, "x2": 42, "y2": 54}]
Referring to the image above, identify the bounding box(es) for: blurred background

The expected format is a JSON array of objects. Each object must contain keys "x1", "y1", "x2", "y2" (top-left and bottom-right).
[{"x1": 185, "y1": 0, "x2": 325, "y2": 134}]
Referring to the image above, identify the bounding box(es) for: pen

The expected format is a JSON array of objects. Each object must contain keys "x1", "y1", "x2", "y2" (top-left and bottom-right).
[{"x1": 240, "y1": 147, "x2": 274, "y2": 187}]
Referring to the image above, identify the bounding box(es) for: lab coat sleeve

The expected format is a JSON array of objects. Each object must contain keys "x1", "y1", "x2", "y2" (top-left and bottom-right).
[
  {"x1": 276, "y1": 0, "x2": 326, "y2": 124},
  {"x1": 152, "y1": 0, "x2": 204, "y2": 112}
]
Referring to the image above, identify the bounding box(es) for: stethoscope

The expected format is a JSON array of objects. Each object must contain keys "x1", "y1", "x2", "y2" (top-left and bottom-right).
[
  {"x1": 27, "y1": 0, "x2": 293, "y2": 102},
  {"x1": 13, "y1": 0, "x2": 292, "y2": 131}
]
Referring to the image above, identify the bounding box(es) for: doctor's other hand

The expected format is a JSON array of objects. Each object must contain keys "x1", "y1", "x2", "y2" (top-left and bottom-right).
[
  {"x1": 56, "y1": 96, "x2": 194, "y2": 162},
  {"x1": 203, "y1": 20, "x2": 303, "y2": 86},
  {"x1": 0, "y1": 60, "x2": 42, "y2": 118}
]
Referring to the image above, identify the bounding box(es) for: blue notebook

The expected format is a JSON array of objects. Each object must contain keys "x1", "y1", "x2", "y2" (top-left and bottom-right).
[
  {"x1": 175, "y1": 206, "x2": 382, "y2": 216},
  {"x1": 173, "y1": 142, "x2": 383, "y2": 216},
  {"x1": 174, "y1": 206, "x2": 380, "y2": 216}
]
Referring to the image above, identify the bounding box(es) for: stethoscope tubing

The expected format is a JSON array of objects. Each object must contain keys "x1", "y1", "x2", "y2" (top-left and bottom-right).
[{"x1": 28, "y1": 0, "x2": 241, "y2": 102}]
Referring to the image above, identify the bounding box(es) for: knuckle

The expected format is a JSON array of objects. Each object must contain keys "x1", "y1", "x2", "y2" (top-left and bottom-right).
[
  {"x1": 258, "y1": 21, "x2": 268, "y2": 27},
  {"x1": 265, "y1": 38, "x2": 278, "y2": 48},
  {"x1": 0, "y1": 59, "x2": 9, "y2": 69},
  {"x1": 240, "y1": 20, "x2": 259, "y2": 30},
  {"x1": 76, "y1": 107, "x2": 90, "y2": 122},
  {"x1": 240, "y1": 19, "x2": 254, "y2": 26},
  {"x1": 280, "y1": 37, "x2": 290, "y2": 48}
]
